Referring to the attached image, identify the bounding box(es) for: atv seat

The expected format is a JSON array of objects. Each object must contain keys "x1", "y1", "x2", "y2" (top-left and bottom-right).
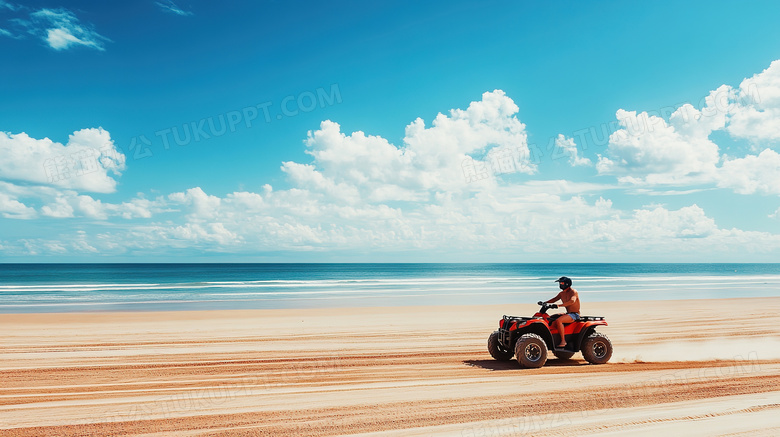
[
  {"x1": 548, "y1": 314, "x2": 573, "y2": 324},
  {"x1": 550, "y1": 314, "x2": 605, "y2": 323}
]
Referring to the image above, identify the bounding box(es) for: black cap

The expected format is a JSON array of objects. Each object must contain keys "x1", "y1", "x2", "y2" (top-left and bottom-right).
[{"x1": 555, "y1": 276, "x2": 572, "y2": 286}]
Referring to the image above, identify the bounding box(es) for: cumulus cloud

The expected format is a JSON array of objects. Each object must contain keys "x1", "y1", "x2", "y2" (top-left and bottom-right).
[
  {"x1": 596, "y1": 101, "x2": 722, "y2": 185},
  {"x1": 281, "y1": 161, "x2": 362, "y2": 204},
  {"x1": 0, "y1": 191, "x2": 36, "y2": 219},
  {"x1": 553, "y1": 134, "x2": 591, "y2": 166},
  {"x1": 3, "y1": 90, "x2": 780, "y2": 260},
  {"x1": 166, "y1": 223, "x2": 240, "y2": 246},
  {"x1": 596, "y1": 60, "x2": 780, "y2": 194},
  {"x1": 0, "y1": 128, "x2": 125, "y2": 193},
  {"x1": 40, "y1": 192, "x2": 162, "y2": 220},
  {"x1": 0, "y1": 92, "x2": 571, "y2": 255},
  {"x1": 14, "y1": 182, "x2": 777, "y2": 260},
  {"x1": 168, "y1": 187, "x2": 222, "y2": 220},
  {"x1": 628, "y1": 205, "x2": 716, "y2": 239},
  {"x1": 718, "y1": 149, "x2": 780, "y2": 194},
  {"x1": 727, "y1": 60, "x2": 780, "y2": 141},
  {"x1": 39, "y1": 196, "x2": 74, "y2": 218},
  {"x1": 0, "y1": 125, "x2": 148, "y2": 223},
  {"x1": 108, "y1": 88, "x2": 772, "y2": 258},
  {"x1": 295, "y1": 90, "x2": 533, "y2": 205}
]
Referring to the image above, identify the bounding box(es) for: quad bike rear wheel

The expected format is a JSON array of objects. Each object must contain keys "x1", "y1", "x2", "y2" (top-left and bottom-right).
[
  {"x1": 582, "y1": 332, "x2": 613, "y2": 364},
  {"x1": 514, "y1": 333, "x2": 548, "y2": 368},
  {"x1": 552, "y1": 351, "x2": 575, "y2": 360},
  {"x1": 487, "y1": 331, "x2": 513, "y2": 361}
]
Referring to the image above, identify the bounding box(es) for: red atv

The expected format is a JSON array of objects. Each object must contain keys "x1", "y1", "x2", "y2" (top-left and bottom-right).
[{"x1": 488, "y1": 301, "x2": 613, "y2": 368}]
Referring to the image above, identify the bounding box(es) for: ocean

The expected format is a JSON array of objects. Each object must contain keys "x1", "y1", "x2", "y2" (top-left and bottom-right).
[{"x1": 0, "y1": 263, "x2": 779, "y2": 313}]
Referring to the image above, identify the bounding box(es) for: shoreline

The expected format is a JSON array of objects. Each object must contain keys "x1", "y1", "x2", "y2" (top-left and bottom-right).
[{"x1": 1, "y1": 294, "x2": 776, "y2": 317}]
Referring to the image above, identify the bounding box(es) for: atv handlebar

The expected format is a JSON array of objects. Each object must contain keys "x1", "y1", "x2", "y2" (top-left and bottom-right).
[{"x1": 536, "y1": 301, "x2": 558, "y2": 314}]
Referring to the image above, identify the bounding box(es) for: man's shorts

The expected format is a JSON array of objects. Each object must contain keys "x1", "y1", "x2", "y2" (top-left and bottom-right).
[{"x1": 567, "y1": 312, "x2": 581, "y2": 322}]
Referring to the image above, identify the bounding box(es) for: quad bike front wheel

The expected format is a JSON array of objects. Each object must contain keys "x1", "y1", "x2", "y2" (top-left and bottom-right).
[
  {"x1": 582, "y1": 332, "x2": 613, "y2": 364},
  {"x1": 514, "y1": 333, "x2": 548, "y2": 368},
  {"x1": 487, "y1": 331, "x2": 513, "y2": 361}
]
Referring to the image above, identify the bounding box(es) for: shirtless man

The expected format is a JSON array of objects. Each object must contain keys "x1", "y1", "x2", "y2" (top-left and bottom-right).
[{"x1": 546, "y1": 276, "x2": 581, "y2": 348}]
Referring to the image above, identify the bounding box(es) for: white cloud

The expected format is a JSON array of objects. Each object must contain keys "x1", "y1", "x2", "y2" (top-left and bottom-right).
[
  {"x1": 553, "y1": 134, "x2": 591, "y2": 166},
  {"x1": 28, "y1": 8, "x2": 109, "y2": 51},
  {"x1": 298, "y1": 90, "x2": 532, "y2": 205},
  {"x1": 596, "y1": 103, "x2": 721, "y2": 185},
  {"x1": 39, "y1": 192, "x2": 163, "y2": 220},
  {"x1": 17, "y1": 183, "x2": 779, "y2": 260},
  {"x1": 225, "y1": 191, "x2": 264, "y2": 209},
  {"x1": 72, "y1": 231, "x2": 98, "y2": 253},
  {"x1": 40, "y1": 196, "x2": 74, "y2": 218},
  {"x1": 628, "y1": 205, "x2": 716, "y2": 239},
  {"x1": 167, "y1": 223, "x2": 240, "y2": 246},
  {"x1": 73, "y1": 195, "x2": 107, "y2": 219},
  {"x1": 46, "y1": 27, "x2": 88, "y2": 50},
  {"x1": 0, "y1": 128, "x2": 125, "y2": 193},
  {"x1": 116, "y1": 197, "x2": 158, "y2": 219},
  {"x1": 281, "y1": 161, "x2": 362, "y2": 204},
  {"x1": 3, "y1": 91, "x2": 780, "y2": 261},
  {"x1": 727, "y1": 60, "x2": 780, "y2": 141},
  {"x1": 595, "y1": 62, "x2": 780, "y2": 194},
  {"x1": 574, "y1": 204, "x2": 780, "y2": 258},
  {"x1": 155, "y1": 0, "x2": 193, "y2": 16},
  {"x1": 718, "y1": 149, "x2": 780, "y2": 194},
  {"x1": 0, "y1": 191, "x2": 36, "y2": 219},
  {"x1": 770, "y1": 208, "x2": 780, "y2": 220},
  {"x1": 168, "y1": 187, "x2": 222, "y2": 220},
  {"x1": 628, "y1": 187, "x2": 711, "y2": 196},
  {"x1": 93, "y1": 88, "x2": 771, "y2": 259}
]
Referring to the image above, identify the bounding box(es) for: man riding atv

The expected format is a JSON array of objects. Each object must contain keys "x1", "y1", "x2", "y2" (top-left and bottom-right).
[
  {"x1": 546, "y1": 276, "x2": 579, "y2": 348},
  {"x1": 487, "y1": 276, "x2": 612, "y2": 367}
]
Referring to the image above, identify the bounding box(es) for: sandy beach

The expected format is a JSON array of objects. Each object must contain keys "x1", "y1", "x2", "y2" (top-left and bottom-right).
[{"x1": 2, "y1": 297, "x2": 780, "y2": 436}]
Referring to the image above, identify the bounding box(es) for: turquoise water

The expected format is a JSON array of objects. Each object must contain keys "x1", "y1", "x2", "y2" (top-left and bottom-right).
[{"x1": 0, "y1": 263, "x2": 778, "y2": 313}]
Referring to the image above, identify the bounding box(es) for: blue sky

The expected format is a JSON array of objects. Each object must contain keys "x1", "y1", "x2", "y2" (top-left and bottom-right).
[{"x1": 2, "y1": 0, "x2": 780, "y2": 262}]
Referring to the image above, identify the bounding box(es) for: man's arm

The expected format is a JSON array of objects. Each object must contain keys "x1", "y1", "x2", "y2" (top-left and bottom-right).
[{"x1": 545, "y1": 292, "x2": 562, "y2": 304}]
